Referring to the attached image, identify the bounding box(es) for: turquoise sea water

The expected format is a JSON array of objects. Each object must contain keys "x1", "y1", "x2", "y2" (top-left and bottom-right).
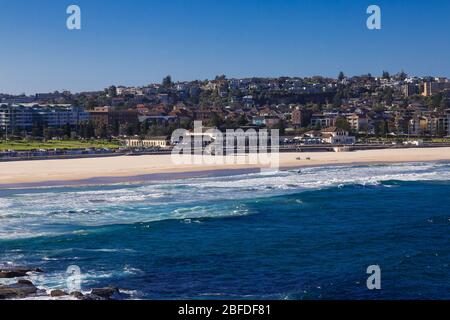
[{"x1": 0, "y1": 162, "x2": 449, "y2": 299}]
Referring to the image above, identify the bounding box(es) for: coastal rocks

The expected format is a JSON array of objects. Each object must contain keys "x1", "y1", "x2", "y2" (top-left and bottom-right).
[
  {"x1": 90, "y1": 286, "x2": 120, "y2": 299},
  {"x1": 18, "y1": 279, "x2": 35, "y2": 286},
  {"x1": 79, "y1": 294, "x2": 107, "y2": 301},
  {"x1": 50, "y1": 289, "x2": 68, "y2": 297},
  {"x1": 70, "y1": 291, "x2": 84, "y2": 299},
  {"x1": 0, "y1": 267, "x2": 46, "y2": 299},
  {"x1": 0, "y1": 281, "x2": 38, "y2": 299},
  {"x1": 0, "y1": 267, "x2": 43, "y2": 279},
  {"x1": 76, "y1": 286, "x2": 122, "y2": 300},
  {"x1": 0, "y1": 266, "x2": 124, "y2": 300},
  {"x1": 0, "y1": 271, "x2": 27, "y2": 278}
]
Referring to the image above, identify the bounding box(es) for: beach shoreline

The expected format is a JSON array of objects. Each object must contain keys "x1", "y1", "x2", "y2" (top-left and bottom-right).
[{"x1": 1, "y1": 147, "x2": 450, "y2": 188}]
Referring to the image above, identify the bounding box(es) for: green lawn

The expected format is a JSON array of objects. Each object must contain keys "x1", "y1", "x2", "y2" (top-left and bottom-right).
[
  {"x1": 362, "y1": 137, "x2": 450, "y2": 143},
  {"x1": 431, "y1": 138, "x2": 450, "y2": 143},
  {"x1": 0, "y1": 140, "x2": 121, "y2": 151}
]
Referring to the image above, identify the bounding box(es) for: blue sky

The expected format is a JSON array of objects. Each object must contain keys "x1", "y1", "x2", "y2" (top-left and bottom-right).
[{"x1": 0, "y1": 0, "x2": 449, "y2": 94}]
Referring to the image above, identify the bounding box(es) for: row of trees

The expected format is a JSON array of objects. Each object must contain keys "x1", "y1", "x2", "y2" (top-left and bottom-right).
[{"x1": 0, "y1": 119, "x2": 191, "y2": 141}]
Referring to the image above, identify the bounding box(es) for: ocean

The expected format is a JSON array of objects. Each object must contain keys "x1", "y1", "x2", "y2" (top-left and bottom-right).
[{"x1": 0, "y1": 162, "x2": 449, "y2": 299}]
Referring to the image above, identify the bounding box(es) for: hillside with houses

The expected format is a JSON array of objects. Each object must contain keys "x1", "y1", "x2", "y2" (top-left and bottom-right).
[{"x1": 1, "y1": 72, "x2": 450, "y2": 146}]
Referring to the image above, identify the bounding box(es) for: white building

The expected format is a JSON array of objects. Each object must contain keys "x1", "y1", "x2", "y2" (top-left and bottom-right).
[
  {"x1": 320, "y1": 127, "x2": 356, "y2": 145},
  {"x1": 125, "y1": 136, "x2": 171, "y2": 148}
]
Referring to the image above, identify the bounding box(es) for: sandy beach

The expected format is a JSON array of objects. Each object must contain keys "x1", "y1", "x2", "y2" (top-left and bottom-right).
[{"x1": 1, "y1": 147, "x2": 450, "y2": 186}]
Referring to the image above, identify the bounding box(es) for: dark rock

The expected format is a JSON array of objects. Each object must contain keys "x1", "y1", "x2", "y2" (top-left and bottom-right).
[
  {"x1": 36, "y1": 288, "x2": 48, "y2": 296},
  {"x1": 0, "y1": 267, "x2": 44, "y2": 279},
  {"x1": 50, "y1": 289, "x2": 68, "y2": 297},
  {"x1": 0, "y1": 281, "x2": 37, "y2": 299},
  {"x1": 0, "y1": 287, "x2": 17, "y2": 299},
  {"x1": 17, "y1": 279, "x2": 34, "y2": 286},
  {"x1": 90, "y1": 286, "x2": 120, "y2": 299},
  {"x1": 70, "y1": 291, "x2": 84, "y2": 299},
  {"x1": 80, "y1": 294, "x2": 106, "y2": 301},
  {"x1": 0, "y1": 271, "x2": 28, "y2": 278}
]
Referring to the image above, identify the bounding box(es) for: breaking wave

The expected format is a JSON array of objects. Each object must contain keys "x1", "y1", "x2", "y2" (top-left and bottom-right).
[{"x1": 0, "y1": 161, "x2": 449, "y2": 240}]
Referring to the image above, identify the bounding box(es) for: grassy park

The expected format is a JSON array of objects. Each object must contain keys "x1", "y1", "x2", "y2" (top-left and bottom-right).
[{"x1": 0, "y1": 139, "x2": 121, "y2": 151}]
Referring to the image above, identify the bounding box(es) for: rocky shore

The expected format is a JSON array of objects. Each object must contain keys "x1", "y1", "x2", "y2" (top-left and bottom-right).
[{"x1": 0, "y1": 267, "x2": 123, "y2": 300}]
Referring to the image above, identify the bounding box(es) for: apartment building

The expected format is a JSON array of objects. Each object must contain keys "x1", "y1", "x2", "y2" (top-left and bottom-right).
[
  {"x1": 310, "y1": 113, "x2": 335, "y2": 128},
  {"x1": 447, "y1": 110, "x2": 450, "y2": 136},
  {"x1": 88, "y1": 106, "x2": 139, "y2": 127},
  {"x1": 291, "y1": 107, "x2": 312, "y2": 128},
  {"x1": 345, "y1": 113, "x2": 368, "y2": 132},
  {"x1": 0, "y1": 104, "x2": 90, "y2": 132},
  {"x1": 422, "y1": 81, "x2": 450, "y2": 97}
]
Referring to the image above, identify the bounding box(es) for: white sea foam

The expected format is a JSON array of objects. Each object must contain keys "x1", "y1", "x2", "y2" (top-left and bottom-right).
[
  {"x1": 1, "y1": 162, "x2": 449, "y2": 240},
  {"x1": 0, "y1": 198, "x2": 10, "y2": 208}
]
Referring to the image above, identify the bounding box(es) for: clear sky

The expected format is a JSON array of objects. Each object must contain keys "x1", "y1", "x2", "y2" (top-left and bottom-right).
[{"x1": 0, "y1": 0, "x2": 449, "y2": 94}]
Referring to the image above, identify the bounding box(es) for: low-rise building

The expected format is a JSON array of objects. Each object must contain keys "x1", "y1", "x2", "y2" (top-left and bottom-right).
[
  {"x1": 138, "y1": 115, "x2": 179, "y2": 126},
  {"x1": 252, "y1": 116, "x2": 280, "y2": 127},
  {"x1": 320, "y1": 127, "x2": 356, "y2": 144},
  {"x1": 300, "y1": 127, "x2": 355, "y2": 144},
  {"x1": 88, "y1": 106, "x2": 139, "y2": 127},
  {"x1": 125, "y1": 136, "x2": 171, "y2": 148}
]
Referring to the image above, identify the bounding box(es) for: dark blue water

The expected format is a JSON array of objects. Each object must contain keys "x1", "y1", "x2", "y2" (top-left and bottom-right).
[{"x1": 1, "y1": 167, "x2": 449, "y2": 299}]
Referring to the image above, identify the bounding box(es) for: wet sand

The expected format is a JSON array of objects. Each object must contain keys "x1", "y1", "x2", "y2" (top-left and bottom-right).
[{"x1": 1, "y1": 147, "x2": 450, "y2": 187}]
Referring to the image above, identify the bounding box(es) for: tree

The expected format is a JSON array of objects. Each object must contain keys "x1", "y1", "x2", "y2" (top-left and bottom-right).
[
  {"x1": 107, "y1": 86, "x2": 117, "y2": 97},
  {"x1": 31, "y1": 123, "x2": 44, "y2": 138},
  {"x1": 140, "y1": 120, "x2": 149, "y2": 137},
  {"x1": 332, "y1": 91, "x2": 343, "y2": 108},
  {"x1": 439, "y1": 97, "x2": 449, "y2": 111},
  {"x1": 86, "y1": 99, "x2": 97, "y2": 110},
  {"x1": 96, "y1": 124, "x2": 108, "y2": 138},
  {"x1": 63, "y1": 124, "x2": 72, "y2": 138},
  {"x1": 274, "y1": 120, "x2": 286, "y2": 135},
  {"x1": 428, "y1": 93, "x2": 443, "y2": 109},
  {"x1": 335, "y1": 116, "x2": 351, "y2": 132},
  {"x1": 375, "y1": 120, "x2": 387, "y2": 136},
  {"x1": 397, "y1": 70, "x2": 407, "y2": 81},
  {"x1": 125, "y1": 123, "x2": 135, "y2": 136},
  {"x1": 43, "y1": 127, "x2": 53, "y2": 141},
  {"x1": 112, "y1": 120, "x2": 120, "y2": 137},
  {"x1": 80, "y1": 122, "x2": 96, "y2": 139},
  {"x1": 373, "y1": 103, "x2": 385, "y2": 113},
  {"x1": 215, "y1": 75, "x2": 227, "y2": 81},
  {"x1": 162, "y1": 75, "x2": 173, "y2": 88},
  {"x1": 180, "y1": 119, "x2": 193, "y2": 130},
  {"x1": 208, "y1": 113, "x2": 224, "y2": 128},
  {"x1": 382, "y1": 88, "x2": 394, "y2": 105}
]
